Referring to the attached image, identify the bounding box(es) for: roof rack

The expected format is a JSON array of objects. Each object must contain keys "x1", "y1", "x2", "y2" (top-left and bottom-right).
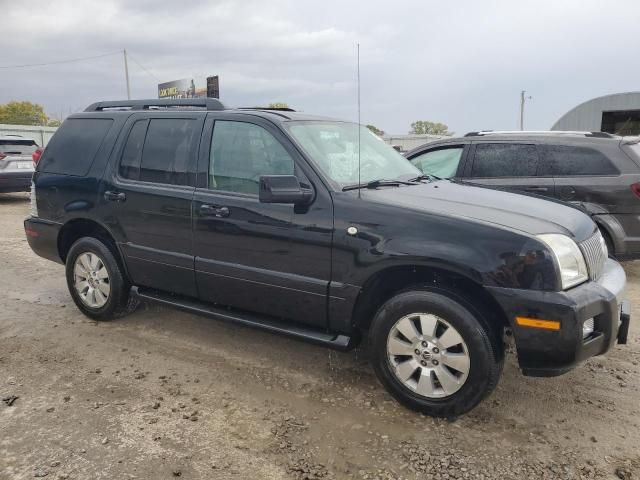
[
  {"x1": 84, "y1": 98, "x2": 225, "y2": 112},
  {"x1": 464, "y1": 130, "x2": 616, "y2": 138}
]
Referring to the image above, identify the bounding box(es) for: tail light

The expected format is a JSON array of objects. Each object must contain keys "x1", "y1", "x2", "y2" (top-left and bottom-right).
[
  {"x1": 0, "y1": 153, "x2": 6, "y2": 160},
  {"x1": 32, "y1": 148, "x2": 43, "y2": 164},
  {"x1": 631, "y1": 182, "x2": 640, "y2": 198}
]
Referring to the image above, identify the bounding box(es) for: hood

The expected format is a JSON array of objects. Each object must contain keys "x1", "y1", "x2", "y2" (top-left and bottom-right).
[{"x1": 363, "y1": 180, "x2": 596, "y2": 241}]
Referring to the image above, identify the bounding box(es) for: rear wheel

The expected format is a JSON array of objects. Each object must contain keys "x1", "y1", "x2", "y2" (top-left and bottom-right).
[
  {"x1": 369, "y1": 288, "x2": 503, "y2": 417},
  {"x1": 65, "y1": 237, "x2": 137, "y2": 320}
]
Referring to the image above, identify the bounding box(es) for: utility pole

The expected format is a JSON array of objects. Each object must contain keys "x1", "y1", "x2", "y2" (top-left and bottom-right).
[
  {"x1": 123, "y1": 49, "x2": 131, "y2": 100},
  {"x1": 520, "y1": 90, "x2": 532, "y2": 130}
]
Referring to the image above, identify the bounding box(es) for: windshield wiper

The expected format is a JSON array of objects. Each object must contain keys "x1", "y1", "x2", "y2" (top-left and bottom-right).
[
  {"x1": 342, "y1": 178, "x2": 416, "y2": 191},
  {"x1": 409, "y1": 173, "x2": 442, "y2": 182}
]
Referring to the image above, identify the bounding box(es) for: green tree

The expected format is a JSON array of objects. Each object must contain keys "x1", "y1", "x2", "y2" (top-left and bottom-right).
[
  {"x1": 267, "y1": 102, "x2": 290, "y2": 109},
  {"x1": 366, "y1": 124, "x2": 384, "y2": 136},
  {"x1": 409, "y1": 120, "x2": 451, "y2": 136},
  {"x1": 47, "y1": 119, "x2": 62, "y2": 127},
  {"x1": 0, "y1": 101, "x2": 49, "y2": 126}
]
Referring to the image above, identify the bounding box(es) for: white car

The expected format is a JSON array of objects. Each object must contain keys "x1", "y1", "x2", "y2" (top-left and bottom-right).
[{"x1": 0, "y1": 134, "x2": 37, "y2": 193}]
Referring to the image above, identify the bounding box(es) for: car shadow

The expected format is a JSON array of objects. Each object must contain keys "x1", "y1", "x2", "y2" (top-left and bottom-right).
[{"x1": 0, "y1": 192, "x2": 30, "y2": 203}]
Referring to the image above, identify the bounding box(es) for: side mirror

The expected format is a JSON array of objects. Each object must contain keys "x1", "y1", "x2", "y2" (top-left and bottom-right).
[{"x1": 259, "y1": 175, "x2": 313, "y2": 205}]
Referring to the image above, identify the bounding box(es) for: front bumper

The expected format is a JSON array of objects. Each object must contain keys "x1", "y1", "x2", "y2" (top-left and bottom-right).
[
  {"x1": 0, "y1": 171, "x2": 33, "y2": 192},
  {"x1": 487, "y1": 258, "x2": 629, "y2": 377}
]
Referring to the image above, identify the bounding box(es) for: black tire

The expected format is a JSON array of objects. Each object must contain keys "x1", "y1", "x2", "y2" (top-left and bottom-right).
[
  {"x1": 369, "y1": 288, "x2": 503, "y2": 418},
  {"x1": 65, "y1": 237, "x2": 137, "y2": 321},
  {"x1": 599, "y1": 228, "x2": 614, "y2": 258}
]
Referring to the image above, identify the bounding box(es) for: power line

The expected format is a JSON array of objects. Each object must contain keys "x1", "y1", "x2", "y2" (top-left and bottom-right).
[
  {"x1": 127, "y1": 52, "x2": 161, "y2": 82},
  {"x1": 0, "y1": 51, "x2": 122, "y2": 69}
]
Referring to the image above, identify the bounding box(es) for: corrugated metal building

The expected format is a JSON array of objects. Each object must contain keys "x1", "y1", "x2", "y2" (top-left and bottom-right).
[
  {"x1": 381, "y1": 133, "x2": 445, "y2": 152},
  {"x1": 552, "y1": 92, "x2": 640, "y2": 135}
]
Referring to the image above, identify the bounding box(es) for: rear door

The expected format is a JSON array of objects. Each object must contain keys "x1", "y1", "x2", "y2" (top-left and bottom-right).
[
  {"x1": 540, "y1": 143, "x2": 620, "y2": 208},
  {"x1": 462, "y1": 142, "x2": 555, "y2": 196},
  {"x1": 99, "y1": 112, "x2": 204, "y2": 297}
]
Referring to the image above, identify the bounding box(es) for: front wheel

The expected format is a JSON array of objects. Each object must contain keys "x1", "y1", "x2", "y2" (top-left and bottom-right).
[
  {"x1": 369, "y1": 289, "x2": 503, "y2": 417},
  {"x1": 65, "y1": 237, "x2": 137, "y2": 321}
]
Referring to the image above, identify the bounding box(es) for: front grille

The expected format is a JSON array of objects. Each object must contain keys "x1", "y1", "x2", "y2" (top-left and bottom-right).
[{"x1": 580, "y1": 232, "x2": 607, "y2": 281}]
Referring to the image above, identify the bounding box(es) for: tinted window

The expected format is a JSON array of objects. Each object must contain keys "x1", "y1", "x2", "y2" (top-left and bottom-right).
[
  {"x1": 471, "y1": 143, "x2": 538, "y2": 178},
  {"x1": 543, "y1": 145, "x2": 617, "y2": 176},
  {"x1": 411, "y1": 147, "x2": 463, "y2": 178},
  {"x1": 139, "y1": 118, "x2": 198, "y2": 185},
  {"x1": 0, "y1": 139, "x2": 38, "y2": 154},
  {"x1": 38, "y1": 118, "x2": 113, "y2": 176},
  {"x1": 209, "y1": 121, "x2": 294, "y2": 194},
  {"x1": 119, "y1": 120, "x2": 147, "y2": 180}
]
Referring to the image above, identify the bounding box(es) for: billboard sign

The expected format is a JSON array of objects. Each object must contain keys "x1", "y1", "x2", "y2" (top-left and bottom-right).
[{"x1": 158, "y1": 76, "x2": 219, "y2": 99}]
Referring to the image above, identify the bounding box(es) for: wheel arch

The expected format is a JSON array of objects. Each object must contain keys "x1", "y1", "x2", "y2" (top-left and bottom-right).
[
  {"x1": 351, "y1": 264, "x2": 509, "y2": 341},
  {"x1": 57, "y1": 218, "x2": 129, "y2": 279}
]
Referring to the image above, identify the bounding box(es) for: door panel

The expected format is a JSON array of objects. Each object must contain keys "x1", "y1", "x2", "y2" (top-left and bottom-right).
[
  {"x1": 192, "y1": 115, "x2": 333, "y2": 328},
  {"x1": 99, "y1": 113, "x2": 203, "y2": 297}
]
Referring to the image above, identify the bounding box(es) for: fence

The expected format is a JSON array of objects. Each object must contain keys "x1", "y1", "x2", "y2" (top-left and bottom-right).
[{"x1": 0, "y1": 124, "x2": 59, "y2": 147}]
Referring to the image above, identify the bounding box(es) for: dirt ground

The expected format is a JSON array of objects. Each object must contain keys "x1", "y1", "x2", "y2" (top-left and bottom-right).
[{"x1": 0, "y1": 192, "x2": 638, "y2": 480}]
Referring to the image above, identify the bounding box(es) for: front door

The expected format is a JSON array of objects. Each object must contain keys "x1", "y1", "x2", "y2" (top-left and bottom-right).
[
  {"x1": 100, "y1": 113, "x2": 203, "y2": 297},
  {"x1": 192, "y1": 115, "x2": 333, "y2": 328}
]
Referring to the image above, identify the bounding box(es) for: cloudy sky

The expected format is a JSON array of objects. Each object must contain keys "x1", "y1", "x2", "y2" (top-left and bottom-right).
[{"x1": 1, "y1": 0, "x2": 639, "y2": 134}]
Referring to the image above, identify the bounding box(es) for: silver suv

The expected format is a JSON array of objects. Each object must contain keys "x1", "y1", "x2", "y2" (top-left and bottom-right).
[{"x1": 0, "y1": 134, "x2": 37, "y2": 193}]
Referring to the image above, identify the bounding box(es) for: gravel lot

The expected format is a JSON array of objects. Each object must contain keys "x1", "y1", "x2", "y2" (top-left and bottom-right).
[{"x1": 1, "y1": 192, "x2": 639, "y2": 480}]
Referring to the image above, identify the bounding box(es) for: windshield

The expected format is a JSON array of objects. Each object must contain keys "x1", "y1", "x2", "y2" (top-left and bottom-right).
[{"x1": 286, "y1": 121, "x2": 420, "y2": 186}]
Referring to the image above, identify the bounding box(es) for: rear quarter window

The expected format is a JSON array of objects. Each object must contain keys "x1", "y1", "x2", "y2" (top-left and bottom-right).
[
  {"x1": 543, "y1": 145, "x2": 618, "y2": 176},
  {"x1": 38, "y1": 118, "x2": 113, "y2": 176}
]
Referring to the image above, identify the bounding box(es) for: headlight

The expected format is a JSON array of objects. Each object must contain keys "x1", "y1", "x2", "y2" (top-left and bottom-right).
[{"x1": 537, "y1": 234, "x2": 588, "y2": 290}]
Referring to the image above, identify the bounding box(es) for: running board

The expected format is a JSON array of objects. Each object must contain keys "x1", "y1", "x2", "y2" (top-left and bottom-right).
[{"x1": 131, "y1": 287, "x2": 354, "y2": 351}]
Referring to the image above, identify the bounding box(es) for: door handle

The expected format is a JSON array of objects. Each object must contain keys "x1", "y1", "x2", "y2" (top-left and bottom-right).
[
  {"x1": 200, "y1": 204, "x2": 230, "y2": 218},
  {"x1": 523, "y1": 186, "x2": 548, "y2": 192},
  {"x1": 104, "y1": 190, "x2": 126, "y2": 202}
]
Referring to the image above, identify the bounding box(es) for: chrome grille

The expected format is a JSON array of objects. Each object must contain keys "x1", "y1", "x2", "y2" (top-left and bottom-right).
[{"x1": 580, "y1": 232, "x2": 607, "y2": 281}]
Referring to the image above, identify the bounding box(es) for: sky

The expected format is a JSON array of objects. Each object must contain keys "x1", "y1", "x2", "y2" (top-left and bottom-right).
[{"x1": 1, "y1": 0, "x2": 639, "y2": 135}]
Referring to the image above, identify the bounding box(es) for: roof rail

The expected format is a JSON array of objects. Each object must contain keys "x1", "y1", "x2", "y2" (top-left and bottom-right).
[
  {"x1": 464, "y1": 130, "x2": 616, "y2": 138},
  {"x1": 84, "y1": 98, "x2": 225, "y2": 112},
  {"x1": 237, "y1": 107, "x2": 296, "y2": 112}
]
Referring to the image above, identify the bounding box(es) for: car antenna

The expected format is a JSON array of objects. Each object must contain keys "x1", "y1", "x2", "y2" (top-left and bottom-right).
[{"x1": 357, "y1": 42, "x2": 361, "y2": 198}]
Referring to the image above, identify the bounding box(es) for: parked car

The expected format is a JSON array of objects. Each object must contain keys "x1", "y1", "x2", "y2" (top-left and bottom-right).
[
  {"x1": 0, "y1": 134, "x2": 37, "y2": 193},
  {"x1": 24, "y1": 100, "x2": 630, "y2": 417},
  {"x1": 405, "y1": 131, "x2": 640, "y2": 258}
]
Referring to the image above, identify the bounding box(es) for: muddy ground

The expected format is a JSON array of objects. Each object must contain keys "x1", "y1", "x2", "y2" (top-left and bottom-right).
[{"x1": 0, "y1": 192, "x2": 638, "y2": 480}]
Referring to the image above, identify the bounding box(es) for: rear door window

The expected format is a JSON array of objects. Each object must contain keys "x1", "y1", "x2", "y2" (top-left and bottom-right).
[
  {"x1": 118, "y1": 118, "x2": 199, "y2": 186},
  {"x1": 38, "y1": 118, "x2": 113, "y2": 176},
  {"x1": 410, "y1": 146, "x2": 464, "y2": 178},
  {"x1": 470, "y1": 143, "x2": 538, "y2": 178},
  {"x1": 542, "y1": 145, "x2": 618, "y2": 176},
  {"x1": 0, "y1": 139, "x2": 38, "y2": 155}
]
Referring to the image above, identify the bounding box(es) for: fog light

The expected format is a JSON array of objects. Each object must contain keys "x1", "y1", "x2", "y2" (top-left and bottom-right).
[{"x1": 583, "y1": 318, "x2": 595, "y2": 339}]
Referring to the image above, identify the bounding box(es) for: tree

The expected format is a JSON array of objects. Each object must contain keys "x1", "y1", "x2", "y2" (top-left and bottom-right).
[
  {"x1": 366, "y1": 124, "x2": 384, "y2": 136},
  {"x1": 267, "y1": 102, "x2": 290, "y2": 109},
  {"x1": 0, "y1": 101, "x2": 49, "y2": 126},
  {"x1": 47, "y1": 119, "x2": 62, "y2": 127},
  {"x1": 409, "y1": 120, "x2": 451, "y2": 136}
]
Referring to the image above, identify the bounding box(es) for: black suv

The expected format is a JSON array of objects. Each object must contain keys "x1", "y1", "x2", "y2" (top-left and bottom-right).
[
  {"x1": 405, "y1": 131, "x2": 640, "y2": 257},
  {"x1": 24, "y1": 100, "x2": 631, "y2": 417}
]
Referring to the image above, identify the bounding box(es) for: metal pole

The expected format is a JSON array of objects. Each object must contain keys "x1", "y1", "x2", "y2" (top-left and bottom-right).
[
  {"x1": 123, "y1": 49, "x2": 131, "y2": 100},
  {"x1": 520, "y1": 90, "x2": 525, "y2": 130}
]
